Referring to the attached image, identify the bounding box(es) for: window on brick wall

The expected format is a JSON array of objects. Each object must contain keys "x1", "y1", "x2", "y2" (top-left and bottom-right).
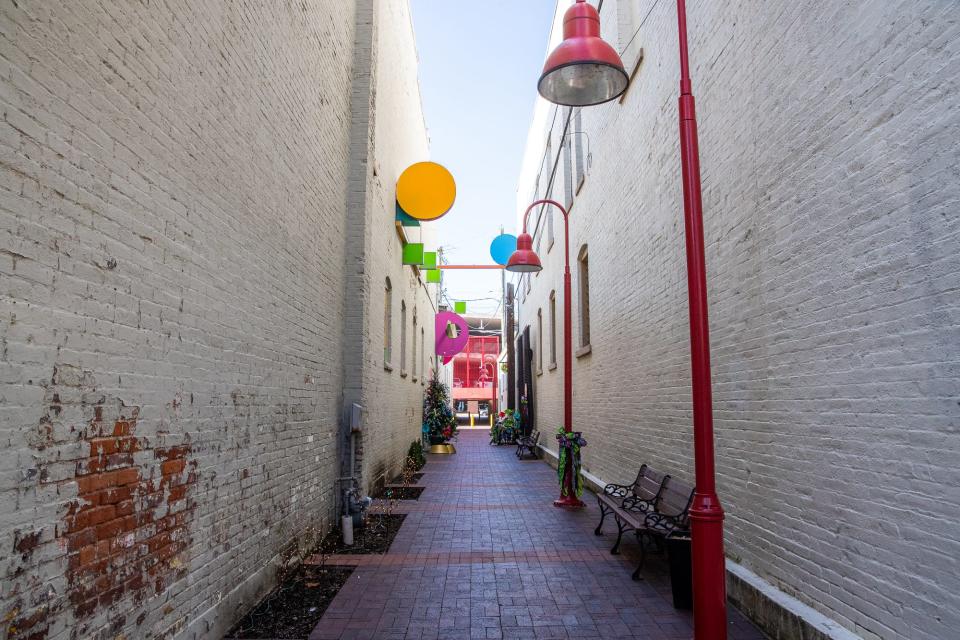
[
  {"x1": 545, "y1": 138, "x2": 555, "y2": 249},
  {"x1": 547, "y1": 202, "x2": 555, "y2": 250},
  {"x1": 532, "y1": 136, "x2": 554, "y2": 254},
  {"x1": 578, "y1": 245, "x2": 591, "y2": 350},
  {"x1": 400, "y1": 301, "x2": 408, "y2": 376},
  {"x1": 537, "y1": 308, "x2": 543, "y2": 374},
  {"x1": 535, "y1": 219, "x2": 542, "y2": 261},
  {"x1": 384, "y1": 278, "x2": 393, "y2": 368},
  {"x1": 420, "y1": 327, "x2": 425, "y2": 384},
  {"x1": 574, "y1": 109, "x2": 586, "y2": 191},
  {"x1": 412, "y1": 313, "x2": 418, "y2": 380},
  {"x1": 541, "y1": 137, "x2": 553, "y2": 197},
  {"x1": 549, "y1": 291, "x2": 557, "y2": 367}
]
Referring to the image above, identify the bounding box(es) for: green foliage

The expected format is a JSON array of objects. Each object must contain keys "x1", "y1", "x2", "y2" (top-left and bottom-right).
[
  {"x1": 406, "y1": 440, "x2": 425, "y2": 471},
  {"x1": 490, "y1": 409, "x2": 519, "y2": 444},
  {"x1": 556, "y1": 428, "x2": 587, "y2": 498}
]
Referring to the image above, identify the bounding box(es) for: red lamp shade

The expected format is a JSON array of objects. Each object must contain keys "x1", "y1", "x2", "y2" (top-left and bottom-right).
[
  {"x1": 505, "y1": 233, "x2": 542, "y2": 273},
  {"x1": 538, "y1": 0, "x2": 629, "y2": 107}
]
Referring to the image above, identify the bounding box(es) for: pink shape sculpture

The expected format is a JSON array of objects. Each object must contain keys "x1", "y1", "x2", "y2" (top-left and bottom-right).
[{"x1": 435, "y1": 311, "x2": 469, "y2": 363}]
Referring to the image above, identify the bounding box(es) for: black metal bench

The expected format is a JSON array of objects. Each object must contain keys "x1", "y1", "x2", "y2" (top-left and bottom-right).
[
  {"x1": 515, "y1": 430, "x2": 539, "y2": 459},
  {"x1": 594, "y1": 464, "x2": 668, "y2": 537},
  {"x1": 613, "y1": 475, "x2": 695, "y2": 580}
]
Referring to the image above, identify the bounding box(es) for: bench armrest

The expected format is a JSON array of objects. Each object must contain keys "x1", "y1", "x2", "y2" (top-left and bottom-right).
[
  {"x1": 602, "y1": 483, "x2": 634, "y2": 498},
  {"x1": 621, "y1": 495, "x2": 656, "y2": 514},
  {"x1": 643, "y1": 511, "x2": 684, "y2": 535}
]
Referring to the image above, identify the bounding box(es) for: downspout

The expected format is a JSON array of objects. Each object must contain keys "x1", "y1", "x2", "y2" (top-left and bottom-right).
[{"x1": 337, "y1": 0, "x2": 377, "y2": 516}]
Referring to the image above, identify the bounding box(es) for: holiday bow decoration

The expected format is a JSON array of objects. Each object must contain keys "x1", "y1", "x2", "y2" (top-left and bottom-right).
[{"x1": 556, "y1": 428, "x2": 587, "y2": 497}]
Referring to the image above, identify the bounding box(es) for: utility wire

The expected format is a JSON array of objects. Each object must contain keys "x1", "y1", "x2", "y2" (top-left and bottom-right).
[{"x1": 511, "y1": 0, "x2": 642, "y2": 297}]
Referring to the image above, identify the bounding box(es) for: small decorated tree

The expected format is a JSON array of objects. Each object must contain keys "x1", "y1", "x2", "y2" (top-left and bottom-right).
[
  {"x1": 423, "y1": 372, "x2": 457, "y2": 445},
  {"x1": 406, "y1": 440, "x2": 426, "y2": 471}
]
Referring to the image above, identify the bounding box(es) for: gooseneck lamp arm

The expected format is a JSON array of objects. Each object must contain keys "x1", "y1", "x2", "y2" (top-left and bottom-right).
[{"x1": 519, "y1": 199, "x2": 572, "y2": 435}]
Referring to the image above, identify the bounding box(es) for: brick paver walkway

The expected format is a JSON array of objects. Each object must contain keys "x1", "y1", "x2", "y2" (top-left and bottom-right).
[{"x1": 306, "y1": 431, "x2": 765, "y2": 640}]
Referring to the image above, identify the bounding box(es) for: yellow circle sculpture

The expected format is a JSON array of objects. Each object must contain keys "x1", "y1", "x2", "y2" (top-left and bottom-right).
[{"x1": 396, "y1": 162, "x2": 456, "y2": 221}]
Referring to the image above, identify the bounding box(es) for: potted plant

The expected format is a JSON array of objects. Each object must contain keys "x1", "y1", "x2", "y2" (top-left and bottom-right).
[
  {"x1": 422, "y1": 372, "x2": 457, "y2": 449},
  {"x1": 490, "y1": 411, "x2": 505, "y2": 444},
  {"x1": 492, "y1": 410, "x2": 519, "y2": 445}
]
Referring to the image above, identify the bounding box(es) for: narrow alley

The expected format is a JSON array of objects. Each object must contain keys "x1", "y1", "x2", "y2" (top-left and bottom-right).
[
  {"x1": 306, "y1": 432, "x2": 764, "y2": 640},
  {"x1": 1, "y1": 1, "x2": 958, "y2": 639}
]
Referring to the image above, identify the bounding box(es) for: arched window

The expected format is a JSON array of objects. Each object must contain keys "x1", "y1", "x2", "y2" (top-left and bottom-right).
[
  {"x1": 420, "y1": 326, "x2": 425, "y2": 383},
  {"x1": 578, "y1": 245, "x2": 590, "y2": 349},
  {"x1": 412, "y1": 311, "x2": 418, "y2": 380},
  {"x1": 384, "y1": 278, "x2": 392, "y2": 367},
  {"x1": 537, "y1": 308, "x2": 543, "y2": 374},
  {"x1": 549, "y1": 291, "x2": 557, "y2": 367},
  {"x1": 400, "y1": 301, "x2": 407, "y2": 376}
]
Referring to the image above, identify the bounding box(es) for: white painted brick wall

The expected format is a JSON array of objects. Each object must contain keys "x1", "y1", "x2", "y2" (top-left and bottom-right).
[
  {"x1": 516, "y1": 2, "x2": 960, "y2": 639},
  {"x1": 356, "y1": 0, "x2": 437, "y2": 492},
  {"x1": 0, "y1": 1, "x2": 431, "y2": 638}
]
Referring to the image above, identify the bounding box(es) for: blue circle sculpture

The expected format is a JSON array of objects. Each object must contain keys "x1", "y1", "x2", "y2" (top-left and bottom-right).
[{"x1": 490, "y1": 234, "x2": 518, "y2": 266}]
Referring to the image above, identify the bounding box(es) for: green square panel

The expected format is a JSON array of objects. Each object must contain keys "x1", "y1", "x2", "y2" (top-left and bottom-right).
[
  {"x1": 426, "y1": 269, "x2": 441, "y2": 283},
  {"x1": 422, "y1": 251, "x2": 437, "y2": 269},
  {"x1": 402, "y1": 243, "x2": 424, "y2": 265},
  {"x1": 454, "y1": 301, "x2": 467, "y2": 314}
]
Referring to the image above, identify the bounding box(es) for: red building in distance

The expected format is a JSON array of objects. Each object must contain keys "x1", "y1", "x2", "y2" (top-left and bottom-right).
[{"x1": 450, "y1": 317, "x2": 501, "y2": 426}]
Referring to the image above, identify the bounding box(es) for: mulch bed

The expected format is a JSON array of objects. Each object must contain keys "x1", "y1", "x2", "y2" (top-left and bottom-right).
[
  {"x1": 227, "y1": 513, "x2": 408, "y2": 637},
  {"x1": 225, "y1": 565, "x2": 355, "y2": 639},
  {"x1": 373, "y1": 485, "x2": 424, "y2": 500},
  {"x1": 390, "y1": 472, "x2": 424, "y2": 484},
  {"x1": 317, "y1": 513, "x2": 406, "y2": 555}
]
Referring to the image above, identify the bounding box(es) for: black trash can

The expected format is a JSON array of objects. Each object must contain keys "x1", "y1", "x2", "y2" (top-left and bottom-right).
[{"x1": 666, "y1": 531, "x2": 693, "y2": 610}]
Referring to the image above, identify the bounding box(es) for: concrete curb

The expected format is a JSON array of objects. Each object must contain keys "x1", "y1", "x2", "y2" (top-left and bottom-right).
[{"x1": 535, "y1": 444, "x2": 862, "y2": 640}]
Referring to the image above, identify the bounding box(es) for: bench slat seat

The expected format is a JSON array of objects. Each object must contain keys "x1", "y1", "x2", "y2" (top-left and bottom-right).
[
  {"x1": 613, "y1": 476, "x2": 695, "y2": 580},
  {"x1": 594, "y1": 464, "x2": 667, "y2": 537},
  {"x1": 516, "y1": 430, "x2": 539, "y2": 459}
]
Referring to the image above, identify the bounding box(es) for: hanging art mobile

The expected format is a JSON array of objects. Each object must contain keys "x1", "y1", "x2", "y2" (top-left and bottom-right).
[
  {"x1": 396, "y1": 161, "x2": 456, "y2": 221},
  {"x1": 434, "y1": 311, "x2": 469, "y2": 365},
  {"x1": 489, "y1": 233, "x2": 518, "y2": 266}
]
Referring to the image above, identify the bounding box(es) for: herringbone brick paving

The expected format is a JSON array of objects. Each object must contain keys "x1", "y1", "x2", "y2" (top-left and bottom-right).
[{"x1": 306, "y1": 431, "x2": 765, "y2": 639}]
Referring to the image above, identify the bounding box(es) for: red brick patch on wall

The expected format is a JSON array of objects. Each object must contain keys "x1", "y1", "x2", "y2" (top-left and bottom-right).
[
  {"x1": 63, "y1": 408, "x2": 198, "y2": 622},
  {"x1": 4, "y1": 366, "x2": 202, "y2": 640}
]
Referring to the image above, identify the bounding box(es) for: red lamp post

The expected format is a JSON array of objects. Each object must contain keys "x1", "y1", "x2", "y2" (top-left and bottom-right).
[
  {"x1": 506, "y1": 199, "x2": 583, "y2": 508},
  {"x1": 536, "y1": 0, "x2": 727, "y2": 637}
]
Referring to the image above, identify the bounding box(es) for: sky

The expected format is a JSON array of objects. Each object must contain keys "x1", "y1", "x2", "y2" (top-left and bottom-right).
[{"x1": 410, "y1": 0, "x2": 557, "y2": 319}]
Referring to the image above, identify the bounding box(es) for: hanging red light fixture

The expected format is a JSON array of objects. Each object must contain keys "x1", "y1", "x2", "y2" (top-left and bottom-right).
[
  {"x1": 538, "y1": 0, "x2": 629, "y2": 106},
  {"x1": 505, "y1": 232, "x2": 542, "y2": 273}
]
